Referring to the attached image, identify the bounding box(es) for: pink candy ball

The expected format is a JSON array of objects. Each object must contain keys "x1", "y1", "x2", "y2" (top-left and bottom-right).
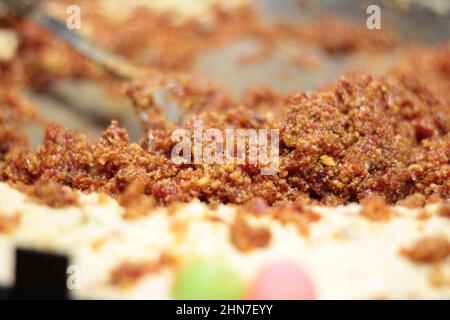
[{"x1": 247, "y1": 262, "x2": 315, "y2": 300}]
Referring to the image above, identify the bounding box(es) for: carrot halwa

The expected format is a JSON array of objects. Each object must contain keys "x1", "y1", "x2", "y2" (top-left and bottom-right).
[{"x1": 0, "y1": 2, "x2": 447, "y2": 208}]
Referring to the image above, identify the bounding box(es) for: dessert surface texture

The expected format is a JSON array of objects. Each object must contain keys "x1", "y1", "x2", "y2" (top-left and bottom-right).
[{"x1": 0, "y1": 0, "x2": 448, "y2": 299}]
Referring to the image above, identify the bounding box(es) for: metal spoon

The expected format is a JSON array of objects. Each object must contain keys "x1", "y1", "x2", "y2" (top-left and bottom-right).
[{"x1": 1, "y1": 0, "x2": 183, "y2": 124}]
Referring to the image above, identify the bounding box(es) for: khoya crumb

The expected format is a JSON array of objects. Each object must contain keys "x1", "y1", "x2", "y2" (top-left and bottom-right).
[
  {"x1": 416, "y1": 211, "x2": 431, "y2": 221},
  {"x1": 428, "y1": 265, "x2": 450, "y2": 288},
  {"x1": 243, "y1": 198, "x2": 270, "y2": 215},
  {"x1": 110, "y1": 253, "x2": 178, "y2": 288},
  {"x1": 0, "y1": 213, "x2": 21, "y2": 234},
  {"x1": 359, "y1": 195, "x2": 393, "y2": 222},
  {"x1": 118, "y1": 179, "x2": 157, "y2": 219},
  {"x1": 230, "y1": 213, "x2": 272, "y2": 252},
  {"x1": 270, "y1": 203, "x2": 321, "y2": 237},
  {"x1": 439, "y1": 202, "x2": 450, "y2": 219},
  {"x1": 397, "y1": 193, "x2": 427, "y2": 209},
  {"x1": 400, "y1": 236, "x2": 450, "y2": 264},
  {"x1": 25, "y1": 180, "x2": 79, "y2": 208}
]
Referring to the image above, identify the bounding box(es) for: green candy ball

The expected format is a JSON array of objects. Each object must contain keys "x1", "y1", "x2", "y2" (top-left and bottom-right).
[{"x1": 174, "y1": 260, "x2": 244, "y2": 300}]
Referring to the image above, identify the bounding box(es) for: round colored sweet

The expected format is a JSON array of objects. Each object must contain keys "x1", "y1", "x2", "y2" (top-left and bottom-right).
[
  {"x1": 174, "y1": 260, "x2": 244, "y2": 300},
  {"x1": 247, "y1": 262, "x2": 315, "y2": 300}
]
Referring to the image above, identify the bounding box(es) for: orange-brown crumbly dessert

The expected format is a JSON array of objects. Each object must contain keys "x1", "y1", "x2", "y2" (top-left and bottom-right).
[
  {"x1": 280, "y1": 58, "x2": 449, "y2": 204},
  {"x1": 110, "y1": 253, "x2": 177, "y2": 287},
  {"x1": 0, "y1": 45, "x2": 448, "y2": 207},
  {"x1": 124, "y1": 45, "x2": 448, "y2": 206},
  {"x1": 0, "y1": 213, "x2": 21, "y2": 234},
  {"x1": 0, "y1": 0, "x2": 446, "y2": 208},
  {"x1": 401, "y1": 236, "x2": 450, "y2": 264},
  {"x1": 230, "y1": 214, "x2": 272, "y2": 252}
]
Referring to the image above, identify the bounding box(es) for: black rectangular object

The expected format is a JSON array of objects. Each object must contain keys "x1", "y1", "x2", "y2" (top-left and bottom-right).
[
  {"x1": 0, "y1": 286, "x2": 12, "y2": 300},
  {"x1": 14, "y1": 248, "x2": 68, "y2": 300}
]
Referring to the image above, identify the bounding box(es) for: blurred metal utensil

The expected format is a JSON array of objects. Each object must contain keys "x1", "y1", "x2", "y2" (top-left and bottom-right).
[
  {"x1": 1, "y1": 0, "x2": 142, "y2": 79},
  {"x1": 1, "y1": 0, "x2": 183, "y2": 124}
]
